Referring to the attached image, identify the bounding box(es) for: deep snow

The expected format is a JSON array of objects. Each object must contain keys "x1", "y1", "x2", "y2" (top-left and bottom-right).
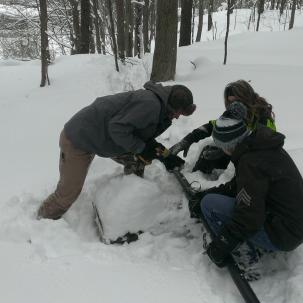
[{"x1": 1, "y1": 10, "x2": 303, "y2": 303}]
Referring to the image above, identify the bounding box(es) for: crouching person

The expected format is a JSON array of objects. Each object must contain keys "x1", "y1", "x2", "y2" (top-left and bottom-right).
[
  {"x1": 201, "y1": 101, "x2": 303, "y2": 272},
  {"x1": 37, "y1": 81, "x2": 196, "y2": 220}
]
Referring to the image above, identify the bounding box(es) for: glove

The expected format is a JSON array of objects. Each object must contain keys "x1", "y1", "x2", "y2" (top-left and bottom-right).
[
  {"x1": 169, "y1": 139, "x2": 192, "y2": 157},
  {"x1": 137, "y1": 140, "x2": 164, "y2": 164},
  {"x1": 160, "y1": 154, "x2": 185, "y2": 171},
  {"x1": 192, "y1": 145, "x2": 231, "y2": 174},
  {"x1": 206, "y1": 231, "x2": 240, "y2": 268},
  {"x1": 206, "y1": 240, "x2": 231, "y2": 268}
]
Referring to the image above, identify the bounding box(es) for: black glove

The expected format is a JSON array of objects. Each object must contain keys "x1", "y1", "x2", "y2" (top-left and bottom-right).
[
  {"x1": 137, "y1": 140, "x2": 165, "y2": 164},
  {"x1": 192, "y1": 145, "x2": 231, "y2": 174},
  {"x1": 169, "y1": 139, "x2": 192, "y2": 157},
  {"x1": 160, "y1": 154, "x2": 185, "y2": 171},
  {"x1": 206, "y1": 231, "x2": 240, "y2": 268}
]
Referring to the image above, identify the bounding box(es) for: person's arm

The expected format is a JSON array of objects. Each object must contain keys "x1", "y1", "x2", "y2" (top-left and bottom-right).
[{"x1": 169, "y1": 121, "x2": 213, "y2": 157}]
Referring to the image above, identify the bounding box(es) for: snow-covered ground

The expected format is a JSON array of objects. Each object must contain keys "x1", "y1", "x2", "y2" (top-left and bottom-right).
[{"x1": 1, "y1": 10, "x2": 303, "y2": 303}]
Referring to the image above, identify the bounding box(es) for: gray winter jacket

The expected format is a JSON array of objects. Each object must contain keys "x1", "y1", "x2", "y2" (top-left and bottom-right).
[{"x1": 64, "y1": 81, "x2": 173, "y2": 157}]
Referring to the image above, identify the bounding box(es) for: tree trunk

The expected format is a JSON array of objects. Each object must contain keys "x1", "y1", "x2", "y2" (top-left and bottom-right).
[
  {"x1": 179, "y1": 0, "x2": 193, "y2": 46},
  {"x1": 79, "y1": 0, "x2": 90, "y2": 53},
  {"x1": 224, "y1": 0, "x2": 231, "y2": 65},
  {"x1": 270, "y1": 0, "x2": 276, "y2": 10},
  {"x1": 98, "y1": 4, "x2": 106, "y2": 55},
  {"x1": 143, "y1": 0, "x2": 150, "y2": 53},
  {"x1": 151, "y1": 0, "x2": 178, "y2": 81},
  {"x1": 196, "y1": 0, "x2": 204, "y2": 42},
  {"x1": 69, "y1": 0, "x2": 81, "y2": 54},
  {"x1": 89, "y1": 11, "x2": 95, "y2": 53},
  {"x1": 280, "y1": 0, "x2": 287, "y2": 16},
  {"x1": 134, "y1": 1, "x2": 144, "y2": 58},
  {"x1": 125, "y1": 0, "x2": 133, "y2": 57},
  {"x1": 116, "y1": 0, "x2": 126, "y2": 61},
  {"x1": 191, "y1": 5, "x2": 195, "y2": 44},
  {"x1": 92, "y1": 0, "x2": 101, "y2": 53},
  {"x1": 39, "y1": 0, "x2": 49, "y2": 87},
  {"x1": 208, "y1": 0, "x2": 214, "y2": 31},
  {"x1": 149, "y1": 0, "x2": 156, "y2": 45},
  {"x1": 107, "y1": 0, "x2": 119, "y2": 71},
  {"x1": 256, "y1": 0, "x2": 265, "y2": 31},
  {"x1": 289, "y1": 0, "x2": 297, "y2": 29}
]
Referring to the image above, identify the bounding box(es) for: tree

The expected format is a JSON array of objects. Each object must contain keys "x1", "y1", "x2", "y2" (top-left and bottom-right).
[
  {"x1": 208, "y1": 0, "x2": 214, "y2": 31},
  {"x1": 134, "y1": 0, "x2": 144, "y2": 58},
  {"x1": 151, "y1": 0, "x2": 178, "y2": 81},
  {"x1": 92, "y1": 0, "x2": 101, "y2": 54},
  {"x1": 116, "y1": 0, "x2": 126, "y2": 61},
  {"x1": 124, "y1": 0, "x2": 133, "y2": 57},
  {"x1": 179, "y1": 0, "x2": 193, "y2": 46},
  {"x1": 256, "y1": 0, "x2": 265, "y2": 31},
  {"x1": 224, "y1": 0, "x2": 231, "y2": 65},
  {"x1": 69, "y1": 0, "x2": 81, "y2": 54},
  {"x1": 79, "y1": 0, "x2": 90, "y2": 53},
  {"x1": 143, "y1": 0, "x2": 150, "y2": 53},
  {"x1": 196, "y1": 0, "x2": 204, "y2": 42},
  {"x1": 289, "y1": 0, "x2": 297, "y2": 29},
  {"x1": 38, "y1": 0, "x2": 50, "y2": 86},
  {"x1": 106, "y1": 0, "x2": 119, "y2": 71}
]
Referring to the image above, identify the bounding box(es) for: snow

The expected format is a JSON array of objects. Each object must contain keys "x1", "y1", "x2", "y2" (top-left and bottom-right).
[{"x1": 1, "y1": 9, "x2": 303, "y2": 303}]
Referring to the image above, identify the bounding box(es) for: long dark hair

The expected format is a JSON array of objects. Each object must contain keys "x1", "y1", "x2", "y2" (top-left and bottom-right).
[{"x1": 224, "y1": 80, "x2": 275, "y2": 124}]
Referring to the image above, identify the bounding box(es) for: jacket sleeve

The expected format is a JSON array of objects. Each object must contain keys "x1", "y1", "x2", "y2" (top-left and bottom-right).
[
  {"x1": 221, "y1": 159, "x2": 269, "y2": 243},
  {"x1": 183, "y1": 121, "x2": 213, "y2": 143},
  {"x1": 108, "y1": 98, "x2": 160, "y2": 154}
]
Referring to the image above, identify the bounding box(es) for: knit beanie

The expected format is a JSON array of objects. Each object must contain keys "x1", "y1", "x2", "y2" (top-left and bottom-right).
[
  {"x1": 168, "y1": 85, "x2": 196, "y2": 116},
  {"x1": 212, "y1": 101, "x2": 251, "y2": 151}
]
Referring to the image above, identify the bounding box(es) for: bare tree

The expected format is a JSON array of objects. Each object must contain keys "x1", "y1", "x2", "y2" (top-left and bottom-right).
[
  {"x1": 289, "y1": 0, "x2": 297, "y2": 29},
  {"x1": 256, "y1": 0, "x2": 265, "y2": 31},
  {"x1": 115, "y1": 0, "x2": 126, "y2": 61},
  {"x1": 196, "y1": 0, "x2": 204, "y2": 42},
  {"x1": 208, "y1": 0, "x2": 214, "y2": 31},
  {"x1": 151, "y1": 0, "x2": 178, "y2": 81},
  {"x1": 179, "y1": 0, "x2": 193, "y2": 46},
  {"x1": 124, "y1": 0, "x2": 133, "y2": 57},
  {"x1": 134, "y1": 0, "x2": 144, "y2": 58},
  {"x1": 69, "y1": 0, "x2": 81, "y2": 54},
  {"x1": 106, "y1": 0, "x2": 119, "y2": 71},
  {"x1": 38, "y1": 0, "x2": 50, "y2": 86},
  {"x1": 92, "y1": 0, "x2": 101, "y2": 53},
  {"x1": 143, "y1": 0, "x2": 150, "y2": 53},
  {"x1": 149, "y1": 0, "x2": 156, "y2": 46},
  {"x1": 79, "y1": 0, "x2": 90, "y2": 53},
  {"x1": 224, "y1": 0, "x2": 231, "y2": 65}
]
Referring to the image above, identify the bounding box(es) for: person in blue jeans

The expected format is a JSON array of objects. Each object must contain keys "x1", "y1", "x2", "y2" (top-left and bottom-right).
[{"x1": 200, "y1": 101, "x2": 303, "y2": 268}]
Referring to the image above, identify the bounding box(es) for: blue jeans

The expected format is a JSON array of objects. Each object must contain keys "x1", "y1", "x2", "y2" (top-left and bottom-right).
[{"x1": 201, "y1": 194, "x2": 279, "y2": 252}]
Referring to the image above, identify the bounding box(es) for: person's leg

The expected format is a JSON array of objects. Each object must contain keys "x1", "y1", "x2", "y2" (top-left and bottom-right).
[
  {"x1": 111, "y1": 153, "x2": 145, "y2": 177},
  {"x1": 37, "y1": 131, "x2": 95, "y2": 219},
  {"x1": 248, "y1": 229, "x2": 279, "y2": 252},
  {"x1": 201, "y1": 193, "x2": 279, "y2": 253},
  {"x1": 200, "y1": 193, "x2": 236, "y2": 235}
]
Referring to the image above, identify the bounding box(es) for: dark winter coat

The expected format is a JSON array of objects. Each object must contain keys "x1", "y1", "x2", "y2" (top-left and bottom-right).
[
  {"x1": 212, "y1": 125, "x2": 303, "y2": 251},
  {"x1": 64, "y1": 81, "x2": 173, "y2": 157}
]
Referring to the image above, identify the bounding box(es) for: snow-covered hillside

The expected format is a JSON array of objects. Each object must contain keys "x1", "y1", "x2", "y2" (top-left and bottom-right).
[{"x1": 1, "y1": 12, "x2": 303, "y2": 303}]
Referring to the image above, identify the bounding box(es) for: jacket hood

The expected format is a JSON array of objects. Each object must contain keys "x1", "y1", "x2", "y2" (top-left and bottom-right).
[
  {"x1": 143, "y1": 81, "x2": 172, "y2": 106},
  {"x1": 232, "y1": 125, "x2": 285, "y2": 162}
]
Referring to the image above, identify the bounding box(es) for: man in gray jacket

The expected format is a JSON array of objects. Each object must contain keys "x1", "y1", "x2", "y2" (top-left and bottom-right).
[{"x1": 37, "y1": 81, "x2": 196, "y2": 220}]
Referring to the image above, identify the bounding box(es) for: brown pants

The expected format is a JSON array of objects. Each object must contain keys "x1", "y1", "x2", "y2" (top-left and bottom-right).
[{"x1": 38, "y1": 131, "x2": 145, "y2": 219}]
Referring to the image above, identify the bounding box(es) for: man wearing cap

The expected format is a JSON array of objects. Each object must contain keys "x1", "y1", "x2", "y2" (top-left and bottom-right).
[
  {"x1": 200, "y1": 102, "x2": 303, "y2": 268},
  {"x1": 38, "y1": 81, "x2": 196, "y2": 220}
]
